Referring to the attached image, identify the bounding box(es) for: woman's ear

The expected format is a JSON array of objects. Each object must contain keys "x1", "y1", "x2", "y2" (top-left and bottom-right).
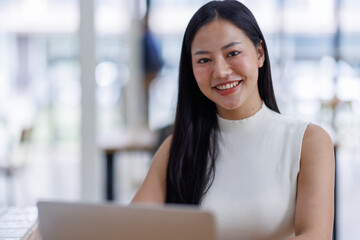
[{"x1": 257, "y1": 40, "x2": 265, "y2": 68}]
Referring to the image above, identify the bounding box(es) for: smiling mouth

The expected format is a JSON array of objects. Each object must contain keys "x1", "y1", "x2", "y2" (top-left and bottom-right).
[{"x1": 215, "y1": 80, "x2": 242, "y2": 90}]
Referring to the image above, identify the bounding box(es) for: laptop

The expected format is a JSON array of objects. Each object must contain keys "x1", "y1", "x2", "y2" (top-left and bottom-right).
[{"x1": 37, "y1": 201, "x2": 217, "y2": 240}]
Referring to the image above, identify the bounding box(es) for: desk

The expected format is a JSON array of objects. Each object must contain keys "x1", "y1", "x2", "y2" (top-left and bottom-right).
[
  {"x1": 99, "y1": 129, "x2": 158, "y2": 201},
  {"x1": 0, "y1": 207, "x2": 41, "y2": 240},
  {"x1": 23, "y1": 225, "x2": 40, "y2": 240}
]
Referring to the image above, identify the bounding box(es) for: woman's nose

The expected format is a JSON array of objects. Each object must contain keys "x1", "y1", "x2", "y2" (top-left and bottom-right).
[{"x1": 213, "y1": 58, "x2": 232, "y2": 79}]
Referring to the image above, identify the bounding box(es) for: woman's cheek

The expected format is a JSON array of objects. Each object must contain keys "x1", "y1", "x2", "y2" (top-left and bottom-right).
[
  {"x1": 193, "y1": 68, "x2": 209, "y2": 83},
  {"x1": 236, "y1": 60, "x2": 255, "y2": 75}
]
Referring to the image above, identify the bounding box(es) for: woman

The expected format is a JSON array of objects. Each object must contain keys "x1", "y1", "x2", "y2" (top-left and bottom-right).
[{"x1": 132, "y1": 1, "x2": 335, "y2": 239}]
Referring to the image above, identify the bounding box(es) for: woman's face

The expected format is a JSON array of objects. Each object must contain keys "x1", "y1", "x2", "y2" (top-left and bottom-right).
[{"x1": 191, "y1": 19, "x2": 265, "y2": 120}]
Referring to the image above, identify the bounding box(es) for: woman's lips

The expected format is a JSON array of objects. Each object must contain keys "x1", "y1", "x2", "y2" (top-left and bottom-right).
[{"x1": 214, "y1": 80, "x2": 242, "y2": 96}]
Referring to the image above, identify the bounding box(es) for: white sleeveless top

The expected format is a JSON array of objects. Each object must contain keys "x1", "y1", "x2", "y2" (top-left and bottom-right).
[{"x1": 201, "y1": 103, "x2": 308, "y2": 240}]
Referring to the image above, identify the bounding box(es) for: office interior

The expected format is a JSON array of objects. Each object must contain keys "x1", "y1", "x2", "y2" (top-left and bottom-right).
[{"x1": 0, "y1": 0, "x2": 359, "y2": 239}]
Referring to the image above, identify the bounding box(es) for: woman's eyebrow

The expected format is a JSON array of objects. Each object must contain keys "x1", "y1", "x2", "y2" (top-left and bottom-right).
[
  {"x1": 193, "y1": 41, "x2": 242, "y2": 56},
  {"x1": 194, "y1": 50, "x2": 210, "y2": 55},
  {"x1": 221, "y1": 41, "x2": 241, "y2": 50}
]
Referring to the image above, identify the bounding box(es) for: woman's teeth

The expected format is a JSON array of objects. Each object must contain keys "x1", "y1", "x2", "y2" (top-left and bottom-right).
[{"x1": 216, "y1": 81, "x2": 241, "y2": 90}]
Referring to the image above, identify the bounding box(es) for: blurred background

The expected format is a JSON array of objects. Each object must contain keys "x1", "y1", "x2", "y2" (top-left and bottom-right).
[{"x1": 0, "y1": 0, "x2": 359, "y2": 239}]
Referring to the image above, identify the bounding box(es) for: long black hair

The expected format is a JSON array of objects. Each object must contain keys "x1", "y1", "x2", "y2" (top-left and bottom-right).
[{"x1": 166, "y1": 0, "x2": 279, "y2": 205}]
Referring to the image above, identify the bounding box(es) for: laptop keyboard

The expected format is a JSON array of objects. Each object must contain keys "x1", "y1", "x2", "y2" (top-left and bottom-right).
[{"x1": 0, "y1": 207, "x2": 38, "y2": 239}]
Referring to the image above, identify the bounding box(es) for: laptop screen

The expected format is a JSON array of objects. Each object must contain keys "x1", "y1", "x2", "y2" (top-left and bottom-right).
[{"x1": 37, "y1": 201, "x2": 217, "y2": 240}]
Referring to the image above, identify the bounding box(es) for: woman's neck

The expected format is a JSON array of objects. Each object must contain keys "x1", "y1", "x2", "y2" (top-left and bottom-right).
[{"x1": 217, "y1": 98, "x2": 263, "y2": 120}]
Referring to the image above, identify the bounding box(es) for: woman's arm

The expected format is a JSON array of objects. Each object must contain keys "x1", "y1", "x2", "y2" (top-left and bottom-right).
[
  {"x1": 131, "y1": 136, "x2": 172, "y2": 203},
  {"x1": 291, "y1": 124, "x2": 335, "y2": 239}
]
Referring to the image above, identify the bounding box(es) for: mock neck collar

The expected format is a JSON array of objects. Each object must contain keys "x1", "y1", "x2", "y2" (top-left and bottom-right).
[{"x1": 217, "y1": 102, "x2": 268, "y2": 132}]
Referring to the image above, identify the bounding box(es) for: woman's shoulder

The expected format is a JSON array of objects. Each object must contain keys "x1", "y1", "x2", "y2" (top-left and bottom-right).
[
  {"x1": 302, "y1": 124, "x2": 334, "y2": 151},
  {"x1": 153, "y1": 135, "x2": 173, "y2": 164},
  {"x1": 301, "y1": 123, "x2": 335, "y2": 166},
  {"x1": 159, "y1": 135, "x2": 173, "y2": 151},
  {"x1": 265, "y1": 106, "x2": 308, "y2": 130},
  {"x1": 131, "y1": 135, "x2": 172, "y2": 203}
]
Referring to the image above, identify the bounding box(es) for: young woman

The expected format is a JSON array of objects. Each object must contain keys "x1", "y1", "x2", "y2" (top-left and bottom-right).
[{"x1": 132, "y1": 1, "x2": 335, "y2": 239}]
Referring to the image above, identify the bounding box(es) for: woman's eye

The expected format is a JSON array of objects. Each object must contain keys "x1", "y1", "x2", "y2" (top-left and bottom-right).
[
  {"x1": 198, "y1": 58, "x2": 211, "y2": 64},
  {"x1": 227, "y1": 51, "x2": 240, "y2": 57}
]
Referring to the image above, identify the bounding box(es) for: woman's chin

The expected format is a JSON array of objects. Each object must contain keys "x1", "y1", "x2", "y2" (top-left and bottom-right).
[{"x1": 216, "y1": 103, "x2": 243, "y2": 113}]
